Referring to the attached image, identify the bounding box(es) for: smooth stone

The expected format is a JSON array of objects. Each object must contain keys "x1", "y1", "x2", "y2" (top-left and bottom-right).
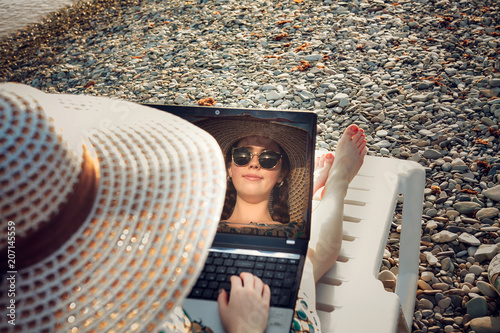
[
  {"x1": 419, "y1": 298, "x2": 434, "y2": 309},
  {"x1": 444, "y1": 325, "x2": 454, "y2": 333},
  {"x1": 442, "y1": 162, "x2": 452, "y2": 172},
  {"x1": 438, "y1": 297, "x2": 452, "y2": 310},
  {"x1": 374, "y1": 140, "x2": 391, "y2": 148},
  {"x1": 303, "y1": 54, "x2": 323, "y2": 62},
  {"x1": 454, "y1": 201, "x2": 482, "y2": 214},
  {"x1": 482, "y1": 226, "x2": 500, "y2": 232},
  {"x1": 296, "y1": 91, "x2": 314, "y2": 101},
  {"x1": 410, "y1": 153, "x2": 421, "y2": 162},
  {"x1": 261, "y1": 84, "x2": 278, "y2": 90},
  {"x1": 465, "y1": 272, "x2": 476, "y2": 284},
  {"x1": 422, "y1": 311, "x2": 435, "y2": 320},
  {"x1": 333, "y1": 92, "x2": 349, "y2": 100},
  {"x1": 421, "y1": 271, "x2": 434, "y2": 282},
  {"x1": 433, "y1": 282, "x2": 450, "y2": 291},
  {"x1": 441, "y1": 257, "x2": 453, "y2": 271},
  {"x1": 426, "y1": 208, "x2": 438, "y2": 217},
  {"x1": 418, "y1": 280, "x2": 433, "y2": 291},
  {"x1": 470, "y1": 265, "x2": 486, "y2": 276},
  {"x1": 425, "y1": 251, "x2": 438, "y2": 265},
  {"x1": 441, "y1": 276, "x2": 454, "y2": 285},
  {"x1": 174, "y1": 95, "x2": 187, "y2": 104},
  {"x1": 452, "y1": 158, "x2": 468, "y2": 171},
  {"x1": 444, "y1": 68, "x2": 457, "y2": 76},
  {"x1": 447, "y1": 225, "x2": 461, "y2": 233},
  {"x1": 459, "y1": 233, "x2": 481, "y2": 246},
  {"x1": 335, "y1": 97, "x2": 349, "y2": 107},
  {"x1": 426, "y1": 221, "x2": 439, "y2": 230},
  {"x1": 376, "y1": 129, "x2": 388, "y2": 138},
  {"x1": 423, "y1": 149, "x2": 443, "y2": 159},
  {"x1": 465, "y1": 297, "x2": 488, "y2": 318},
  {"x1": 469, "y1": 316, "x2": 500, "y2": 333},
  {"x1": 417, "y1": 80, "x2": 434, "y2": 90},
  {"x1": 490, "y1": 79, "x2": 500, "y2": 87},
  {"x1": 483, "y1": 185, "x2": 500, "y2": 201},
  {"x1": 231, "y1": 87, "x2": 245, "y2": 95},
  {"x1": 378, "y1": 270, "x2": 397, "y2": 289},
  {"x1": 476, "y1": 207, "x2": 499, "y2": 220},
  {"x1": 434, "y1": 216, "x2": 448, "y2": 223},
  {"x1": 266, "y1": 90, "x2": 285, "y2": 100},
  {"x1": 411, "y1": 94, "x2": 430, "y2": 102},
  {"x1": 474, "y1": 244, "x2": 499, "y2": 263},
  {"x1": 476, "y1": 281, "x2": 498, "y2": 298},
  {"x1": 431, "y1": 230, "x2": 458, "y2": 243},
  {"x1": 462, "y1": 217, "x2": 480, "y2": 224}
]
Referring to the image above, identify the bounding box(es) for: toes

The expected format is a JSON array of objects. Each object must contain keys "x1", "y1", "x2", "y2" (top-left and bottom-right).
[
  {"x1": 344, "y1": 124, "x2": 359, "y2": 137},
  {"x1": 359, "y1": 140, "x2": 368, "y2": 155},
  {"x1": 316, "y1": 155, "x2": 326, "y2": 168},
  {"x1": 351, "y1": 130, "x2": 364, "y2": 144},
  {"x1": 315, "y1": 156, "x2": 321, "y2": 168},
  {"x1": 361, "y1": 146, "x2": 368, "y2": 157},
  {"x1": 316, "y1": 153, "x2": 334, "y2": 169},
  {"x1": 355, "y1": 136, "x2": 366, "y2": 148}
]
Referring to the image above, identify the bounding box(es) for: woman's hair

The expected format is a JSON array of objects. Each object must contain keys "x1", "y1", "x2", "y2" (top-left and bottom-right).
[
  {"x1": 269, "y1": 171, "x2": 290, "y2": 224},
  {"x1": 221, "y1": 139, "x2": 290, "y2": 224}
]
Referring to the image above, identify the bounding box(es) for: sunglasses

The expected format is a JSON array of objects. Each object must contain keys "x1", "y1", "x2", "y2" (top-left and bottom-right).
[{"x1": 231, "y1": 147, "x2": 282, "y2": 169}]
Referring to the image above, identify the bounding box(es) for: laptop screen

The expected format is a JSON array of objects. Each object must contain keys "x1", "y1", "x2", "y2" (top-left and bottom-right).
[{"x1": 146, "y1": 104, "x2": 316, "y2": 240}]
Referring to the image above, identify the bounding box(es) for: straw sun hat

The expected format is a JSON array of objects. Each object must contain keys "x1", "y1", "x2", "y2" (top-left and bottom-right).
[
  {"x1": 195, "y1": 116, "x2": 311, "y2": 224},
  {"x1": 0, "y1": 83, "x2": 226, "y2": 332}
]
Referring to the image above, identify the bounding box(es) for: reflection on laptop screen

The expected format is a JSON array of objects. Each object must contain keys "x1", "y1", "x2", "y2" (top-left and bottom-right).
[{"x1": 147, "y1": 105, "x2": 316, "y2": 240}]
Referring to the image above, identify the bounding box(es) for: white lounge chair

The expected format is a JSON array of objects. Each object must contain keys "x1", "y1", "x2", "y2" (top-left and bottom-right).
[{"x1": 312, "y1": 152, "x2": 425, "y2": 333}]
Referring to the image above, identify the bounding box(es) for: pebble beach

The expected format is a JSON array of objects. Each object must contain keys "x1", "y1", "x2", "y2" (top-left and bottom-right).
[{"x1": 1, "y1": 0, "x2": 500, "y2": 332}]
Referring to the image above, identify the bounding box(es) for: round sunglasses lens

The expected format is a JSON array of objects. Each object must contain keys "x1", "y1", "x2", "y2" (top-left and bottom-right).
[
  {"x1": 232, "y1": 148, "x2": 251, "y2": 166},
  {"x1": 259, "y1": 152, "x2": 280, "y2": 169}
]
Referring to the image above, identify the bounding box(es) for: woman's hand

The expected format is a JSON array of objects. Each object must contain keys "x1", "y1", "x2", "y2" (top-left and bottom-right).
[{"x1": 217, "y1": 272, "x2": 271, "y2": 333}]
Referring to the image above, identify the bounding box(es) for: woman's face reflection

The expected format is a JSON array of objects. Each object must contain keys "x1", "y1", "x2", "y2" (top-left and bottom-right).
[{"x1": 228, "y1": 136, "x2": 284, "y2": 205}]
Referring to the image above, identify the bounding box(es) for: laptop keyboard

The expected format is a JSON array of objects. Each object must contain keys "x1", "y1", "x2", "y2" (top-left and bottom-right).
[{"x1": 188, "y1": 250, "x2": 301, "y2": 308}]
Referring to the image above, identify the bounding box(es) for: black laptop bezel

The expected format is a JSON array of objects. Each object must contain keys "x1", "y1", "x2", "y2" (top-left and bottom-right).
[{"x1": 145, "y1": 104, "x2": 316, "y2": 250}]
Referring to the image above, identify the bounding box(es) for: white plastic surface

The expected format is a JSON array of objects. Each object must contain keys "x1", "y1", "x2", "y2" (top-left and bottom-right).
[{"x1": 312, "y1": 152, "x2": 425, "y2": 333}]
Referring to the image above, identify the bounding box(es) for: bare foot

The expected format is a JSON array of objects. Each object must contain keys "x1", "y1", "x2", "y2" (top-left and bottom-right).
[
  {"x1": 313, "y1": 153, "x2": 334, "y2": 195},
  {"x1": 325, "y1": 124, "x2": 367, "y2": 191}
]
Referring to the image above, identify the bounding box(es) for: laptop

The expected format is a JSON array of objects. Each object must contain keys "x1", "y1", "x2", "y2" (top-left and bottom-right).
[{"x1": 146, "y1": 104, "x2": 317, "y2": 332}]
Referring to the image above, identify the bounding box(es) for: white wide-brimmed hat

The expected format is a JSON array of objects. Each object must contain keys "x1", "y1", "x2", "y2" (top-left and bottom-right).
[{"x1": 0, "y1": 83, "x2": 226, "y2": 332}]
